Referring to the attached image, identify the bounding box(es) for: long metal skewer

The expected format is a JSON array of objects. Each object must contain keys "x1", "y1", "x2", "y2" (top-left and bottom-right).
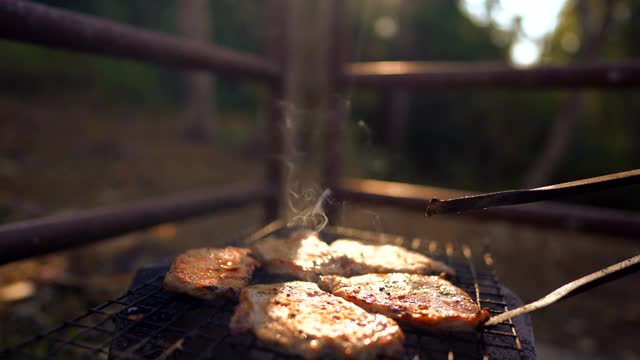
[
  {"x1": 485, "y1": 254, "x2": 640, "y2": 326},
  {"x1": 426, "y1": 169, "x2": 640, "y2": 216}
]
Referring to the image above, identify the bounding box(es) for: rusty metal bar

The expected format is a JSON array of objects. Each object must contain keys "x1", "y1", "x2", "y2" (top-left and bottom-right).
[
  {"x1": 0, "y1": 182, "x2": 270, "y2": 265},
  {"x1": 0, "y1": 0, "x2": 279, "y2": 82},
  {"x1": 264, "y1": 0, "x2": 288, "y2": 223},
  {"x1": 337, "y1": 178, "x2": 640, "y2": 238},
  {"x1": 427, "y1": 169, "x2": 640, "y2": 216},
  {"x1": 345, "y1": 61, "x2": 640, "y2": 89}
]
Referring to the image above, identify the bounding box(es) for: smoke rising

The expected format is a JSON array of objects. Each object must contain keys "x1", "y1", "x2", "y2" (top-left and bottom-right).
[
  {"x1": 287, "y1": 188, "x2": 332, "y2": 232},
  {"x1": 280, "y1": 101, "x2": 333, "y2": 232}
]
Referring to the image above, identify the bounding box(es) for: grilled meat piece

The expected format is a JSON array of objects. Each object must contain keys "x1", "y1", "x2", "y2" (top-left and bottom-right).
[
  {"x1": 164, "y1": 247, "x2": 259, "y2": 300},
  {"x1": 329, "y1": 239, "x2": 455, "y2": 276},
  {"x1": 319, "y1": 273, "x2": 490, "y2": 331},
  {"x1": 252, "y1": 232, "x2": 453, "y2": 281},
  {"x1": 250, "y1": 231, "x2": 337, "y2": 281},
  {"x1": 230, "y1": 281, "x2": 404, "y2": 360}
]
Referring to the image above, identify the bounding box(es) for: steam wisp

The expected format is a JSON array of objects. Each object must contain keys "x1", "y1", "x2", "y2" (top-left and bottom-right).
[{"x1": 287, "y1": 188, "x2": 332, "y2": 232}]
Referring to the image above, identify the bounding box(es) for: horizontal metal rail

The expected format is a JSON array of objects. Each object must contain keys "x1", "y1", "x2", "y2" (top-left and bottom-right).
[
  {"x1": 0, "y1": 182, "x2": 271, "y2": 265},
  {"x1": 0, "y1": 0, "x2": 280, "y2": 82},
  {"x1": 336, "y1": 178, "x2": 640, "y2": 239},
  {"x1": 345, "y1": 61, "x2": 640, "y2": 89}
]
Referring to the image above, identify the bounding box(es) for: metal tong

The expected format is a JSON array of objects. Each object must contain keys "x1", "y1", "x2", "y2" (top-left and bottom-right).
[
  {"x1": 426, "y1": 169, "x2": 640, "y2": 216},
  {"x1": 485, "y1": 254, "x2": 640, "y2": 326},
  {"x1": 422, "y1": 169, "x2": 640, "y2": 326}
]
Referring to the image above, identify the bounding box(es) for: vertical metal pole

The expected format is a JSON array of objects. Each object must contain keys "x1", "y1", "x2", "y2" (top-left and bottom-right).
[
  {"x1": 178, "y1": 0, "x2": 214, "y2": 142},
  {"x1": 264, "y1": 0, "x2": 287, "y2": 223},
  {"x1": 324, "y1": 0, "x2": 348, "y2": 223}
]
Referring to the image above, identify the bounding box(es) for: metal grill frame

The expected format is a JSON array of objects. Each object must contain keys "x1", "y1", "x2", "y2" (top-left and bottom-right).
[
  {"x1": 1, "y1": 0, "x2": 639, "y2": 269},
  {"x1": 2, "y1": 226, "x2": 531, "y2": 360}
]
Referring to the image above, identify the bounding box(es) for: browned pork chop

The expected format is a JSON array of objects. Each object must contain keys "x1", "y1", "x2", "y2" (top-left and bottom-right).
[
  {"x1": 250, "y1": 231, "x2": 337, "y2": 281},
  {"x1": 329, "y1": 239, "x2": 455, "y2": 276},
  {"x1": 319, "y1": 273, "x2": 490, "y2": 332},
  {"x1": 252, "y1": 232, "x2": 454, "y2": 281},
  {"x1": 164, "y1": 247, "x2": 259, "y2": 300},
  {"x1": 230, "y1": 281, "x2": 405, "y2": 360}
]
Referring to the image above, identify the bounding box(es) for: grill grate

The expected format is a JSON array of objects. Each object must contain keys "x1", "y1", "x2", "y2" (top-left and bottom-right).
[{"x1": 1, "y1": 226, "x2": 531, "y2": 359}]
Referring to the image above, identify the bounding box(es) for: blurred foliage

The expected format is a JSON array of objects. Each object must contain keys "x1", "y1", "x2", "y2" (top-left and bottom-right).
[
  {"x1": 346, "y1": 0, "x2": 639, "y2": 210},
  {"x1": 0, "y1": 0, "x2": 266, "y2": 112},
  {"x1": 0, "y1": 0, "x2": 638, "y2": 209}
]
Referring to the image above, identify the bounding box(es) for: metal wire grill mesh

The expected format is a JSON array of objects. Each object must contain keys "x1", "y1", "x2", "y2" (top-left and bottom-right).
[{"x1": 2, "y1": 226, "x2": 527, "y2": 360}]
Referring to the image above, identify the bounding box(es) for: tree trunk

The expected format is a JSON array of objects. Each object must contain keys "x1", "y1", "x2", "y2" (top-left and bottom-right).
[
  {"x1": 523, "y1": 0, "x2": 615, "y2": 187},
  {"x1": 387, "y1": 89, "x2": 410, "y2": 175},
  {"x1": 388, "y1": 90, "x2": 410, "y2": 153},
  {"x1": 178, "y1": 0, "x2": 215, "y2": 143}
]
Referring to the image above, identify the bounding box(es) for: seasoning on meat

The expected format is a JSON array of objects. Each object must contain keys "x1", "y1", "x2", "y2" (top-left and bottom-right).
[
  {"x1": 319, "y1": 273, "x2": 490, "y2": 331},
  {"x1": 250, "y1": 231, "x2": 337, "y2": 281},
  {"x1": 164, "y1": 247, "x2": 259, "y2": 300},
  {"x1": 252, "y1": 232, "x2": 454, "y2": 281},
  {"x1": 229, "y1": 281, "x2": 404, "y2": 360},
  {"x1": 329, "y1": 239, "x2": 455, "y2": 276}
]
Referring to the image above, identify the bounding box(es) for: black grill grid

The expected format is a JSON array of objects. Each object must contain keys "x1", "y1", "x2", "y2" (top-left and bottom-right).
[{"x1": 1, "y1": 226, "x2": 526, "y2": 360}]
